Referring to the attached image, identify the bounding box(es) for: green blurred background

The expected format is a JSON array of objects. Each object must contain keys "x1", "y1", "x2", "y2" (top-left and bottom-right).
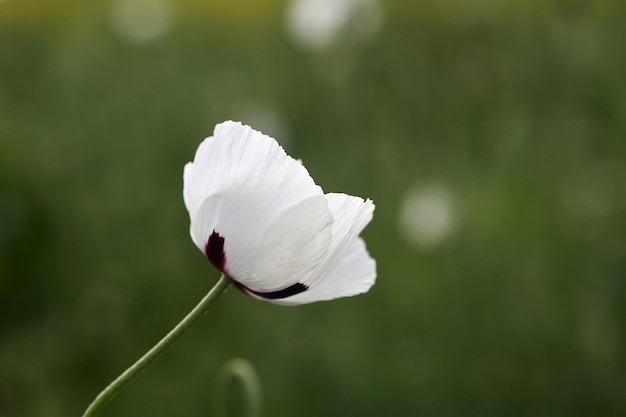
[{"x1": 1, "y1": 0, "x2": 625, "y2": 416}]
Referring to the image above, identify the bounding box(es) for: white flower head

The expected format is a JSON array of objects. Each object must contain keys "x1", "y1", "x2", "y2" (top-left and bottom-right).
[{"x1": 184, "y1": 121, "x2": 376, "y2": 306}]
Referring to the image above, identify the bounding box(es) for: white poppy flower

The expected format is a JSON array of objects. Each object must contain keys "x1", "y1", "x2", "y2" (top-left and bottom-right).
[{"x1": 184, "y1": 121, "x2": 376, "y2": 306}]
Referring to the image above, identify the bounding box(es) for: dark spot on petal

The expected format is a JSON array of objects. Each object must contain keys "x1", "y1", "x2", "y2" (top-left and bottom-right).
[
  {"x1": 205, "y1": 230, "x2": 226, "y2": 272},
  {"x1": 234, "y1": 282, "x2": 309, "y2": 300}
]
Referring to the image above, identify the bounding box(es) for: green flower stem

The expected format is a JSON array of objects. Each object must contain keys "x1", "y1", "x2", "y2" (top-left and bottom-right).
[
  {"x1": 81, "y1": 274, "x2": 233, "y2": 417},
  {"x1": 212, "y1": 358, "x2": 262, "y2": 417}
]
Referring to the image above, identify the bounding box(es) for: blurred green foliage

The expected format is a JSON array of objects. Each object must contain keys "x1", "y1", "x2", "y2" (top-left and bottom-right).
[{"x1": 1, "y1": 1, "x2": 625, "y2": 416}]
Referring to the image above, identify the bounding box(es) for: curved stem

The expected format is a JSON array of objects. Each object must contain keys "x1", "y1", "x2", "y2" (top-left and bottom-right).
[
  {"x1": 82, "y1": 274, "x2": 233, "y2": 417},
  {"x1": 212, "y1": 358, "x2": 262, "y2": 417}
]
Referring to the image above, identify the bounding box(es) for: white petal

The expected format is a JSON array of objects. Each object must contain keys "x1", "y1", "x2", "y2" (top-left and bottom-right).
[
  {"x1": 267, "y1": 237, "x2": 376, "y2": 306},
  {"x1": 250, "y1": 195, "x2": 333, "y2": 290},
  {"x1": 194, "y1": 192, "x2": 333, "y2": 291},
  {"x1": 246, "y1": 193, "x2": 373, "y2": 291},
  {"x1": 312, "y1": 193, "x2": 374, "y2": 282},
  {"x1": 232, "y1": 193, "x2": 374, "y2": 303},
  {"x1": 184, "y1": 121, "x2": 322, "y2": 225},
  {"x1": 184, "y1": 120, "x2": 324, "y2": 254}
]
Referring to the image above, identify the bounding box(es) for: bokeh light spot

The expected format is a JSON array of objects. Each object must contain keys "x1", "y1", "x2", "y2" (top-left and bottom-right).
[
  {"x1": 111, "y1": 0, "x2": 175, "y2": 44},
  {"x1": 285, "y1": 0, "x2": 383, "y2": 51},
  {"x1": 398, "y1": 183, "x2": 458, "y2": 250}
]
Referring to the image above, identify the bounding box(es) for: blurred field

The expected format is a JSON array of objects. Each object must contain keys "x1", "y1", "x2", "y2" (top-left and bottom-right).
[{"x1": 1, "y1": 0, "x2": 625, "y2": 416}]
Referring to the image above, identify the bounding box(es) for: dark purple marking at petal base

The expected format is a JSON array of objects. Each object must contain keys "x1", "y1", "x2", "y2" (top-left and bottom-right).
[
  {"x1": 234, "y1": 281, "x2": 309, "y2": 300},
  {"x1": 205, "y1": 230, "x2": 307, "y2": 300},
  {"x1": 205, "y1": 230, "x2": 226, "y2": 272}
]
